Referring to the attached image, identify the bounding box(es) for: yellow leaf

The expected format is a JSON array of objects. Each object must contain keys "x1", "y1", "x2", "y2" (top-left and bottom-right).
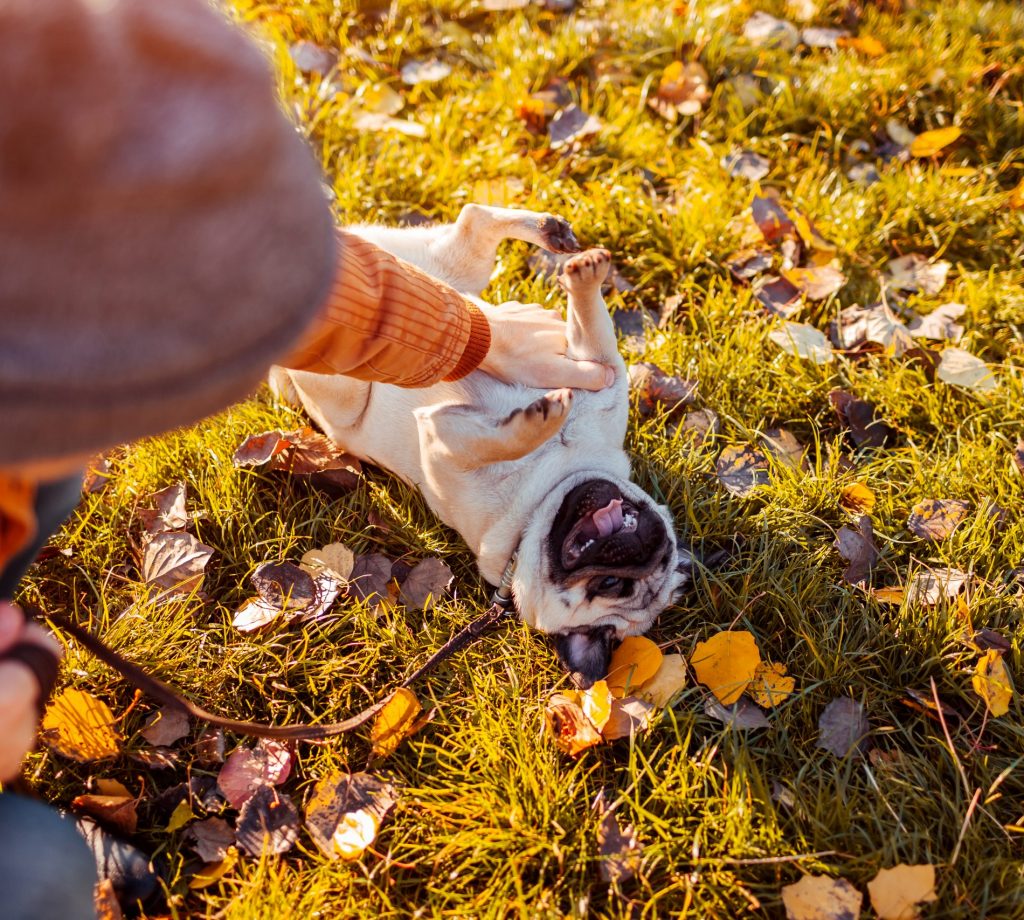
[
  {"x1": 792, "y1": 210, "x2": 836, "y2": 253},
  {"x1": 690, "y1": 630, "x2": 761, "y2": 705},
  {"x1": 370, "y1": 688, "x2": 423, "y2": 759},
  {"x1": 749, "y1": 661, "x2": 795, "y2": 708},
  {"x1": 782, "y1": 874, "x2": 863, "y2": 920},
  {"x1": 635, "y1": 653, "x2": 688, "y2": 707},
  {"x1": 1009, "y1": 178, "x2": 1024, "y2": 210},
  {"x1": 873, "y1": 586, "x2": 906, "y2": 605},
  {"x1": 581, "y1": 680, "x2": 612, "y2": 732},
  {"x1": 189, "y1": 846, "x2": 239, "y2": 890},
  {"x1": 972, "y1": 650, "x2": 1012, "y2": 717},
  {"x1": 910, "y1": 126, "x2": 962, "y2": 158},
  {"x1": 94, "y1": 778, "x2": 133, "y2": 798},
  {"x1": 41, "y1": 689, "x2": 121, "y2": 762},
  {"x1": 545, "y1": 693, "x2": 603, "y2": 756},
  {"x1": 333, "y1": 809, "x2": 380, "y2": 861},
  {"x1": 165, "y1": 799, "x2": 194, "y2": 834},
  {"x1": 867, "y1": 864, "x2": 937, "y2": 920},
  {"x1": 838, "y1": 34, "x2": 885, "y2": 57},
  {"x1": 840, "y1": 482, "x2": 875, "y2": 514},
  {"x1": 606, "y1": 636, "x2": 664, "y2": 698}
]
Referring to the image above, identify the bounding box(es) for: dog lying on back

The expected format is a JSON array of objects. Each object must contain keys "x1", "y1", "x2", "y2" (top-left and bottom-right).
[{"x1": 271, "y1": 205, "x2": 698, "y2": 684}]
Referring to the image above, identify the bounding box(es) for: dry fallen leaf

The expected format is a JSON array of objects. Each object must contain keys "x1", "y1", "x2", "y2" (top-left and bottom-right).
[
  {"x1": 840, "y1": 482, "x2": 876, "y2": 514},
  {"x1": 400, "y1": 58, "x2": 451, "y2": 85},
  {"x1": 717, "y1": 444, "x2": 771, "y2": 497},
  {"x1": 834, "y1": 516, "x2": 879, "y2": 586},
  {"x1": 749, "y1": 662, "x2": 795, "y2": 708},
  {"x1": 752, "y1": 195, "x2": 796, "y2": 243},
  {"x1": 649, "y1": 60, "x2": 711, "y2": 121},
  {"x1": 817, "y1": 697, "x2": 870, "y2": 757},
  {"x1": 910, "y1": 126, "x2": 961, "y2": 157},
  {"x1": 886, "y1": 254, "x2": 950, "y2": 295},
  {"x1": 216, "y1": 741, "x2": 293, "y2": 809},
  {"x1": 634, "y1": 654, "x2": 687, "y2": 707},
  {"x1": 142, "y1": 531, "x2": 214, "y2": 593},
  {"x1": 140, "y1": 706, "x2": 190, "y2": 748},
  {"x1": 601, "y1": 696, "x2": 655, "y2": 740},
  {"x1": 867, "y1": 864, "x2": 937, "y2": 919},
  {"x1": 801, "y1": 26, "x2": 849, "y2": 48},
  {"x1": 832, "y1": 303, "x2": 914, "y2": 356},
  {"x1": 727, "y1": 248, "x2": 774, "y2": 283},
  {"x1": 628, "y1": 363, "x2": 698, "y2": 416},
  {"x1": 348, "y1": 553, "x2": 394, "y2": 607},
  {"x1": 829, "y1": 389, "x2": 897, "y2": 449},
  {"x1": 782, "y1": 265, "x2": 846, "y2": 300},
  {"x1": 581, "y1": 680, "x2": 613, "y2": 732},
  {"x1": 188, "y1": 817, "x2": 236, "y2": 863},
  {"x1": 370, "y1": 688, "x2": 423, "y2": 759},
  {"x1": 300, "y1": 543, "x2": 355, "y2": 581},
  {"x1": 691, "y1": 631, "x2": 761, "y2": 705},
  {"x1": 235, "y1": 785, "x2": 299, "y2": 857},
  {"x1": 594, "y1": 791, "x2": 643, "y2": 884},
  {"x1": 606, "y1": 636, "x2": 664, "y2": 698},
  {"x1": 937, "y1": 347, "x2": 998, "y2": 392},
  {"x1": 781, "y1": 874, "x2": 863, "y2": 920},
  {"x1": 71, "y1": 793, "x2": 137, "y2": 836},
  {"x1": 754, "y1": 276, "x2": 803, "y2": 318},
  {"x1": 744, "y1": 11, "x2": 799, "y2": 50},
  {"x1": 768, "y1": 321, "x2": 834, "y2": 364},
  {"x1": 138, "y1": 483, "x2": 189, "y2": 535},
  {"x1": 907, "y1": 498, "x2": 970, "y2": 541},
  {"x1": 703, "y1": 695, "x2": 770, "y2": 730},
  {"x1": 721, "y1": 149, "x2": 770, "y2": 181},
  {"x1": 907, "y1": 302, "x2": 965, "y2": 343},
  {"x1": 305, "y1": 771, "x2": 398, "y2": 861},
  {"x1": 760, "y1": 427, "x2": 808, "y2": 472},
  {"x1": 545, "y1": 693, "x2": 603, "y2": 756},
  {"x1": 677, "y1": 408, "x2": 720, "y2": 444},
  {"x1": 41, "y1": 689, "x2": 122, "y2": 762},
  {"x1": 972, "y1": 650, "x2": 1012, "y2": 717},
  {"x1": 549, "y1": 104, "x2": 602, "y2": 149},
  {"x1": 399, "y1": 558, "x2": 454, "y2": 611},
  {"x1": 188, "y1": 846, "x2": 239, "y2": 891}
]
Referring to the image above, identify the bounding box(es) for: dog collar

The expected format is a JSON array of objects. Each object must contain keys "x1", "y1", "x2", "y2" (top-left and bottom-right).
[{"x1": 490, "y1": 550, "x2": 518, "y2": 611}]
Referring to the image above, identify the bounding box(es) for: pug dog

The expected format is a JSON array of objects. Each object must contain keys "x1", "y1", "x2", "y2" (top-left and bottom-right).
[{"x1": 270, "y1": 204, "x2": 698, "y2": 684}]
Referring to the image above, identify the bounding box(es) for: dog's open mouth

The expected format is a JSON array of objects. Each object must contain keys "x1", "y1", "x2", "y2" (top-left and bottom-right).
[{"x1": 563, "y1": 494, "x2": 639, "y2": 567}]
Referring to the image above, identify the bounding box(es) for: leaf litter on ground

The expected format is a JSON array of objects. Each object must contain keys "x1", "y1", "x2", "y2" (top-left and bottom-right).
[
  {"x1": 867, "y1": 864, "x2": 937, "y2": 919},
  {"x1": 305, "y1": 771, "x2": 398, "y2": 861},
  {"x1": 817, "y1": 697, "x2": 870, "y2": 757},
  {"x1": 834, "y1": 516, "x2": 879, "y2": 586},
  {"x1": 717, "y1": 444, "x2": 771, "y2": 496},
  {"x1": 907, "y1": 498, "x2": 970, "y2": 541},
  {"x1": 690, "y1": 630, "x2": 761, "y2": 705},
  {"x1": 781, "y1": 873, "x2": 862, "y2": 920}
]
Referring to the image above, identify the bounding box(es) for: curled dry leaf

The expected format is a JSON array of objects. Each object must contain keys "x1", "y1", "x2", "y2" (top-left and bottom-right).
[
  {"x1": 216, "y1": 741, "x2": 293, "y2": 809},
  {"x1": 834, "y1": 516, "x2": 878, "y2": 586},
  {"x1": 233, "y1": 427, "x2": 362, "y2": 481},
  {"x1": 972, "y1": 650, "x2": 1012, "y2": 717},
  {"x1": 752, "y1": 195, "x2": 796, "y2": 243},
  {"x1": 727, "y1": 248, "x2": 773, "y2": 282},
  {"x1": 635, "y1": 654, "x2": 687, "y2": 707},
  {"x1": 399, "y1": 557, "x2": 454, "y2": 611},
  {"x1": 867, "y1": 864, "x2": 937, "y2": 920},
  {"x1": 606, "y1": 636, "x2": 663, "y2": 698},
  {"x1": 370, "y1": 688, "x2": 423, "y2": 759},
  {"x1": 717, "y1": 445, "x2": 770, "y2": 497},
  {"x1": 545, "y1": 693, "x2": 603, "y2": 756},
  {"x1": 140, "y1": 706, "x2": 190, "y2": 747},
  {"x1": 305, "y1": 771, "x2": 398, "y2": 861},
  {"x1": 721, "y1": 149, "x2": 770, "y2": 181},
  {"x1": 142, "y1": 531, "x2": 214, "y2": 593},
  {"x1": 348, "y1": 553, "x2": 394, "y2": 606},
  {"x1": 301, "y1": 543, "x2": 355, "y2": 581},
  {"x1": 907, "y1": 498, "x2": 970, "y2": 541},
  {"x1": 749, "y1": 662, "x2": 795, "y2": 708},
  {"x1": 690, "y1": 630, "x2": 761, "y2": 705},
  {"x1": 71, "y1": 793, "x2": 137, "y2": 836},
  {"x1": 188, "y1": 817, "x2": 235, "y2": 863},
  {"x1": 703, "y1": 695, "x2": 770, "y2": 730},
  {"x1": 781, "y1": 874, "x2": 863, "y2": 920},
  {"x1": 743, "y1": 11, "x2": 800, "y2": 50},
  {"x1": 235, "y1": 786, "x2": 299, "y2": 857},
  {"x1": 910, "y1": 126, "x2": 961, "y2": 157},
  {"x1": 817, "y1": 697, "x2": 870, "y2": 757},
  {"x1": 829, "y1": 389, "x2": 897, "y2": 449},
  {"x1": 760, "y1": 427, "x2": 807, "y2": 472},
  {"x1": 937, "y1": 347, "x2": 998, "y2": 392},
  {"x1": 400, "y1": 58, "x2": 451, "y2": 85},
  {"x1": 782, "y1": 265, "x2": 846, "y2": 300},
  {"x1": 549, "y1": 104, "x2": 602, "y2": 149},
  {"x1": 840, "y1": 482, "x2": 875, "y2": 514},
  {"x1": 601, "y1": 697, "x2": 654, "y2": 740},
  {"x1": 41, "y1": 689, "x2": 122, "y2": 762},
  {"x1": 628, "y1": 363, "x2": 698, "y2": 417},
  {"x1": 138, "y1": 483, "x2": 188, "y2": 535},
  {"x1": 768, "y1": 321, "x2": 834, "y2": 364},
  {"x1": 832, "y1": 303, "x2": 914, "y2": 356},
  {"x1": 594, "y1": 792, "x2": 642, "y2": 885},
  {"x1": 649, "y1": 61, "x2": 710, "y2": 121},
  {"x1": 886, "y1": 254, "x2": 950, "y2": 295},
  {"x1": 754, "y1": 276, "x2": 803, "y2": 318},
  {"x1": 907, "y1": 302, "x2": 965, "y2": 343}
]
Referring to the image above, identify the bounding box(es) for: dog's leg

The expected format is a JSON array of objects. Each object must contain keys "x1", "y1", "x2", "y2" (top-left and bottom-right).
[
  {"x1": 560, "y1": 248, "x2": 620, "y2": 366},
  {"x1": 416, "y1": 388, "x2": 572, "y2": 468}
]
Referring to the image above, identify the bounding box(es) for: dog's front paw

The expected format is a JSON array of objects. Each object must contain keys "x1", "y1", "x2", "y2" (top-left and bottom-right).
[
  {"x1": 538, "y1": 216, "x2": 582, "y2": 254},
  {"x1": 560, "y1": 248, "x2": 611, "y2": 295},
  {"x1": 526, "y1": 387, "x2": 573, "y2": 424}
]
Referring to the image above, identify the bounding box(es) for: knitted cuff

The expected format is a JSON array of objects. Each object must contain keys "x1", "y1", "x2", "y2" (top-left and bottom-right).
[{"x1": 443, "y1": 304, "x2": 491, "y2": 381}]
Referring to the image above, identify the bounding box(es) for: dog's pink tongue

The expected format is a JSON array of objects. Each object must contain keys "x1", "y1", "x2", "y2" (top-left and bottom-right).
[{"x1": 591, "y1": 499, "x2": 623, "y2": 537}]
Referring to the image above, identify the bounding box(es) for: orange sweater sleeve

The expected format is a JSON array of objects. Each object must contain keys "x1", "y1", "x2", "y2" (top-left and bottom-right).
[{"x1": 280, "y1": 230, "x2": 491, "y2": 386}]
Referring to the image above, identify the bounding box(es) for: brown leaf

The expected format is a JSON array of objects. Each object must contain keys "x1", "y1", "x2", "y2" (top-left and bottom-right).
[
  {"x1": 817, "y1": 697, "x2": 870, "y2": 757},
  {"x1": 593, "y1": 791, "x2": 643, "y2": 884},
  {"x1": 721, "y1": 149, "x2": 770, "y2": 181},
  {"x1": 829, "y1": 389, "x2": 897, "y2": 449},
  {"x1": 348, "y1": 553, "x2": 394, "y2": 606},
  {"x1": 399, "y1": 558, "x2": 454, "y2": 611},
  {"x1": 549, "y1": 104, "x2": 602, "y2": 149},
  {"x1": 628, "y1": 363, "x2": 698, "y2": 416},
  {"x1": 138, "y1": 483, "x2": 189, "y2": 535},
  {"x1": 760, "y1": 427, "x2": 808, "y2": 471},
  {"x1": 188, "y1": 817, "x2": 235, "y2": 863},
  {"x1": 752, "y1": 195, "x2": 796, "y2": 243},
  {"x1": 886, "y1": 254, "x2": 950, "y2": 295},
  {"x1": 907, "y1": 498, "x2": 970, "y2": 541},
  {"x1": 907, "y1": 302, "x2": 965, "y2": 343},
  {"x1": 195, "y1": 727, "x2": 226, "y2": 765},
  {"x1": 703, "y1": 695, "x2": 770, "y2": 729},
  {"x1": 782, "y1": 265, "x2": 846, "y2": 300},
  {"x1": 831, "y1": 303, "x2": 914, "y2": 355},
  {"x1": 305, "y1": 771, "x2": 397, "y2": 860},
  {"x1": 71, "y1": 794, "x2": 137, "y2": 836},
  {"x1": 716, "y1": 445, "x2": 770, "y2": 497},
  {"x1": 677, "y1": 408, "x2": 720, "y2": 444},
  {"x1": 233, "y1": 427, "x2": 361, "y2": 481},
  {"x1": 252, "y1": 562, "x2": 317, "y2": 611},
  {"x1": 753, "y1": 276, "x2": 803, "y2": 317},
  {"x1": 141, "y1": 532, "x2": 214, "y2": 592},
  {"x1": 235, "y1": 786, "x2": 299, "y2": 857},
  {"x1": 874, "y1": 566, "x2": 970, "y2": 607},
  {"x1": 545, "y1": 693, "x2": 603, "y2": 756},
  {"x1": 216, "y1": 742, "x2": 293, "y2": 809},
  {"x1": 726, "y1": 248, "x2": 773, "y2": 282},
  {"x1": 834, "y1": 516, "x2": 878, "y2": 586},
  {"x1": 83, "y1": 456, "x2": 112, "y2": 495},
  {"x1": 139, "y1": 706, "x2": 190, "y2": 748}
]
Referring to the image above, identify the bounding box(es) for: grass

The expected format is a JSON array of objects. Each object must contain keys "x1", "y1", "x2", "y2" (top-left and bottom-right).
[{"x1": 12, "y1": 0, "x2": 1024, "y2": 916}]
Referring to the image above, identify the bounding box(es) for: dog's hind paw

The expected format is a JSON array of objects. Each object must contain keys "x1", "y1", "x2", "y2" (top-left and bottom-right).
[
  {"x1": 560, "y1": 248, "x2": 611, "y2": 295},
  {"x1": 539, "y1": 216, "x2": 582, "y2": 254}
]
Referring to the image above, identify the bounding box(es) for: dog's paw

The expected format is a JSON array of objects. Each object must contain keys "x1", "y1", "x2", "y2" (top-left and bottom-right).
[
  {"x1": 560, "y1": 248, "x2": 612, "y2": 295},
  {"x1": 526, "y1": 387, "x2": 573, "y2": 424},
  {"x1": 501, "y1": 388, "x2": 572, "y2": 446},
  {"x1": 538, "y1": 216, "x2": 582, "y2": 254}
]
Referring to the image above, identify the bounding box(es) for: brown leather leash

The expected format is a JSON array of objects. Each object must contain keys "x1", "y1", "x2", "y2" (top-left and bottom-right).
[{"x1": 16, "y1": 557, "x2": 518, "y2": 742}]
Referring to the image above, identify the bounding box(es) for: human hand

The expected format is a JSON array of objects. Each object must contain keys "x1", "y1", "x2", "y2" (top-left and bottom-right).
[
  {"x1": 0, "y1": 602, "x2": 61, "y2": 781},
  {"x1": 476, "y1": 301, "x2": 614, "y2": 391}
]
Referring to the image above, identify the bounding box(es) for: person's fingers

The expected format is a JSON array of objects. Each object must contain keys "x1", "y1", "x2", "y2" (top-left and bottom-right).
[
  {"x1": 548, "y1": 359, "x2": 616, "y2": 391},
  {"x1": 0, "y1": 602, "x2": 25, "y2": 654},
  {"x1": 0, "y1": 659, "x2": 40, "y2": 782},
  {"x1": 19, "y1": 622, "x2": 62, "y2": 659}
]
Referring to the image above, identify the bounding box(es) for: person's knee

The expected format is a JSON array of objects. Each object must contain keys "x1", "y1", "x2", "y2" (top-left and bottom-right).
[{"x1": 0, "y1": 794, "x2": 97, "y2": 920}]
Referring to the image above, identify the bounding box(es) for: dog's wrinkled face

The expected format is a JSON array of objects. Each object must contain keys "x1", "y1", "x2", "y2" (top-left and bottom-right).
[{"x1": 513, "y1": 474, "x2": 691, "y2": 686}]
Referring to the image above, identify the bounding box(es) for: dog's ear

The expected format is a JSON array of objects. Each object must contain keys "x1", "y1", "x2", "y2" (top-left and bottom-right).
[{"x1": 554, "y1": 626, "x2": 616, "y2": 689}]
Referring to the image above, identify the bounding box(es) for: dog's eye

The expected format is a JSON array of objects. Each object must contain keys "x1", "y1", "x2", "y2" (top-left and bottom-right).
[{"x1": 598, "y1": 576, "x2": 622, "y2": 591}]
